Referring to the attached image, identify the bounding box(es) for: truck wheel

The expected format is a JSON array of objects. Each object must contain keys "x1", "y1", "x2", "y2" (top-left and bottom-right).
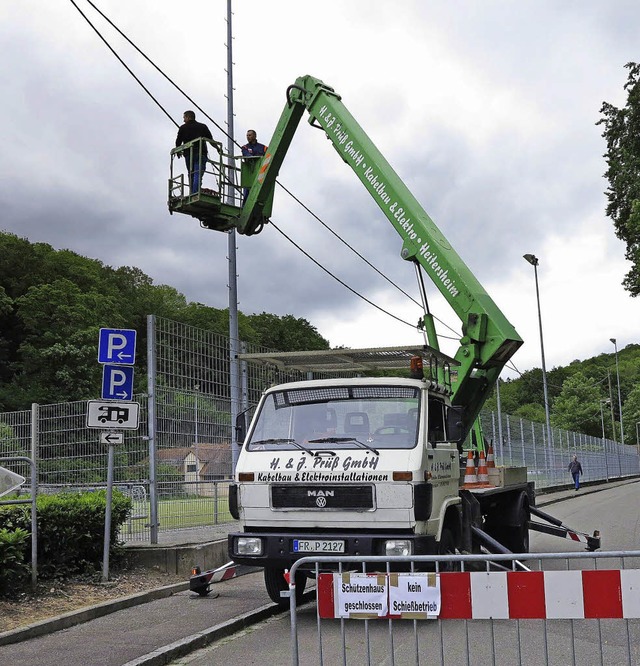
[
  {"x1": 437, "y1": 527, "x2": 459, "y2": 571},
  {"x1": 498, "y1": 502, "x2": 530, "y2": 554},
  {"x1": 264, "y1": 567, "x2": 307, "y2": 607}
]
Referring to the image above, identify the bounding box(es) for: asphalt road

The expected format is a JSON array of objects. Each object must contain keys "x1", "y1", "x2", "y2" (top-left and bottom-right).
[{"x1": 1, "y1": 479, "x2": 638, "y2": 666}]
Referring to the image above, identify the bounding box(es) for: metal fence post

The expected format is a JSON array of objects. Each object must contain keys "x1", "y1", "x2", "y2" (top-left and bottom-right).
[
  {"x1": 147, "y1": 314, "x2": 159, "y2": 544},
  {"x1": 30, "y1": 403, "x2": 38, "y2": 590}
]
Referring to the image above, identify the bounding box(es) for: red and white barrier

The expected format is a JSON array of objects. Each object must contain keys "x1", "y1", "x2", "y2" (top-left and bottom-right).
[{"x1": 318, "y1": 569, "x2": 640, "y2": 619}]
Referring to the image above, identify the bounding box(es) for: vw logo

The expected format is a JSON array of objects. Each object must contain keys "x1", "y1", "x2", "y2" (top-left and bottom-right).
[{"x1": 315, "y1": 496, "x2": 327, "y2": 508}]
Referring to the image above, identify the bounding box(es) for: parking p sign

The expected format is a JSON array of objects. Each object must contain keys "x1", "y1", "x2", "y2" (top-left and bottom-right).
[
  {"x1": 102, "y1": 364, "x2": 135, "y2": 400},
  {"x1": 98, "y1": 328, "x2": 136, "y2": 365}
]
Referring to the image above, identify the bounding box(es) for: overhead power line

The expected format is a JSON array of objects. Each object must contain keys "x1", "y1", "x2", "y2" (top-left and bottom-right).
[
  {"x1": 277, "y1": 181, "x2": 461, "y2": 340},
  {"x1": 68, "y1": 0, "x2": 461, "y2": 345},
  {"x1": 67, "y1": 0, "x2": 176, "y2": 127},
  {"x1": 270, "y1": 222, "x2": 418, "y2": 329}
]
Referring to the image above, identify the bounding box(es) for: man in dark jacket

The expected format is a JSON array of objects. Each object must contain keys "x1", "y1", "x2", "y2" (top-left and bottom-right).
[
  {"x1": 568, "y1": 455, "x2": 583, "y2": 490},
  {"x1": 175, "y1": 111, "x2": 213, "y2": 194}
]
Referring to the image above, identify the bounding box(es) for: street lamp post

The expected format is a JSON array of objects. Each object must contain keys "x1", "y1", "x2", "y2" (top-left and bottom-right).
[
  {"x1": 610, "y1": 338, "x2": 625, "y2": 445},
  {"x1": 600, "y1": 399, "x2": 610, "y2": 481},
  {"x1": 523, "y1": 254, "x2": 553, "y2": 449}
]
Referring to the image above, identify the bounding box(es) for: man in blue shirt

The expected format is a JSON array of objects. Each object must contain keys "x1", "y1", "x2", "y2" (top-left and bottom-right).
[
  {"x1": 241, "y1": 129, "x2": 267, "y2": 158},
  {"x1": 241, "y1": 130, "x2": 267, "y2": 203}
]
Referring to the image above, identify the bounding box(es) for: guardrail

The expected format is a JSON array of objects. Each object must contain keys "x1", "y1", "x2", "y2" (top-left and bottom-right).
[{"x1": 287, "y1": 551, "x2": 640, "y2": 666}]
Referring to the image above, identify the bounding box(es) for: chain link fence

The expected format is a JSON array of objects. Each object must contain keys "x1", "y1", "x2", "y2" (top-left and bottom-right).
[{"x1": 1, "y1": 315, "x2": 638, "y2": 545}]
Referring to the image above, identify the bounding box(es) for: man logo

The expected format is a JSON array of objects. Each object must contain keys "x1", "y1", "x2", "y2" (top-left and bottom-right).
[{"x1": 308, "y1": 489, "x2": 333, "y2": 508}]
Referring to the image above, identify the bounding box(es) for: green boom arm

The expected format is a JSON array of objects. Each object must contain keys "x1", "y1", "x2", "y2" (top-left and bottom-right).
[{"x1": 238, "y1": 75, "x2": 523, "y2": 432}]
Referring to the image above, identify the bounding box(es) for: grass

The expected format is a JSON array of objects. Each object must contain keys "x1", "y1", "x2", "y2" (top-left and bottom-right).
[{"x1": 122, "y1": 494, "x2": 234, "y2": 534}]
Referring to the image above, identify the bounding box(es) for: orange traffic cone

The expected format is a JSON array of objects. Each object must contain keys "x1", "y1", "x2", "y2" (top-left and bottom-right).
[
  {"x1": 462, "y1": 450, "x2": 478, "y2": 487},
  {"x1": 476, "y1": 450, "x2": 493, "y2": 487},
  {"x1": 486, "y1": 443, "x2": 496, "y2": 468}
]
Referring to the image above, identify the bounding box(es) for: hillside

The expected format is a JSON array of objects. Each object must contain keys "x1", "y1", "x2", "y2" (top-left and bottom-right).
[
  {"x1": 483, "y1": 345, "x2": 640, "y2": 445},
  {"x1": 0, "y1": 231, "x2": 328, "y2": 412}
]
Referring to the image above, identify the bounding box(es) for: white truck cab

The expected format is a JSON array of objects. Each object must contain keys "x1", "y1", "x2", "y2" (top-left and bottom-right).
[{"x1": 228, "y1": 356, "x2": 466, "y2": 605}]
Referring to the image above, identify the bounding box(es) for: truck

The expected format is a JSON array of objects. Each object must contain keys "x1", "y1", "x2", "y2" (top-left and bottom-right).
[{"x1": 169, "y1": 75, "x2": 601, "y2": 605}]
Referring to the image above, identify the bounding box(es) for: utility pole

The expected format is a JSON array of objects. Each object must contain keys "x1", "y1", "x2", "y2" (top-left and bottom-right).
[
  {"x1": 610, "y1": 338, "x2": 625, "y2": 446},
  {"x1": 523, "y1": 254, "x2": 553, "y2": 448},
  {"x1": 225, "y1": 0, "x2": 240, "y2": 471},
  {"x1": 607, "y1": 371, "x2": 617, "y2": 442}
]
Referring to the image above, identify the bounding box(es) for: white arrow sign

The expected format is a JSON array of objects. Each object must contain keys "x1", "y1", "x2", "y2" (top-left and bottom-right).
[
  {"x1": 0, "y1": 466, "x2": 26, "y2": 498},
  {"x1": 100, "y1": 432, "x2": 124, "y2": 445}
]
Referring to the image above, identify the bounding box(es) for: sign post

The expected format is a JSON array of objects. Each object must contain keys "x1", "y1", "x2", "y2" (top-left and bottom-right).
[
  {"x1": 95, "y1": 327, "x2": 138, "y2": 582},
  {"x1": 102, "y1": 443, "x2": 115, "y2": 583}
]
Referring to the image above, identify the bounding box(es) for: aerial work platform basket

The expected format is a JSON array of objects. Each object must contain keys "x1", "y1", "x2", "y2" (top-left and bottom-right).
[{"x1": 167, "y1": 137, "x2": 273, "y2": 233}]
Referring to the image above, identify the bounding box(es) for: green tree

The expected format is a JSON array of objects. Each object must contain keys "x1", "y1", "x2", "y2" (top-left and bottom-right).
[
  {"x1": 551, "y1": 371, "x2": 601, "y2": 435},
  {"x1": 247, "y1": 313, "x2": 330, "y2": 351},
  {"x1": 598, "y1": 62, "x2": 640, "y2": 296},
  {"x1": 12, "y1": 279, "x2": 123, "y2": 404},
  {"x1": 622, "y1": 384, "x2": 640, "y2": 448},
  {"x1": 513, "y1": 403, "x2": 546, "y2": 423}
]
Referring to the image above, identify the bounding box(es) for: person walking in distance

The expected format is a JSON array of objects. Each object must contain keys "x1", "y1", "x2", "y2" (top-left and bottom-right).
[
  {"x1": 175, "y1": 111, "x2": 213, "y2": 194},
  {"x1": 568, "y1": 454, "x2": 583, "y2": 491}
]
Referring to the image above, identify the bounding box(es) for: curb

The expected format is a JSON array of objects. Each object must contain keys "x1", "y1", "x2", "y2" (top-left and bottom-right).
[
  {"x1": 122, "y1": 591, "x2": 316, "y2": 666},
  {"x1": 0, "y1": 581, "x2": 188, "y2": 647}
]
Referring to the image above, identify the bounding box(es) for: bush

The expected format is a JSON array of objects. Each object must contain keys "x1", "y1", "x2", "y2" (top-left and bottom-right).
[
  {"x1": 0, "y1": 490, "x2": 132, "y2": 593},
  {"x1": 0, "y1": 527, "x2": 30, "y2": 596}
]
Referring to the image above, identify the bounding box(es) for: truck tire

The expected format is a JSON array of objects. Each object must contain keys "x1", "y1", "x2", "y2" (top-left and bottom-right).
[
  {"x1": 437, "y1": 527, "x2": 459, "y2": 571},
  {"x1": 264, "y1": 567, "x2": 307, "y2": 607},
  {"x1": 495, "y1": 496, "x2": 530, "y2": 554}
]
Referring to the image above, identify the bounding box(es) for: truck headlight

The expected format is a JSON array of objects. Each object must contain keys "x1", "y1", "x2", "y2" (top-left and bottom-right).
[
  {"x1": 235, "y1": 536, "x2": 263, "y2": 556},
  {"x1": 384, "y1": 539, "x2": 412, "y2": 557}
]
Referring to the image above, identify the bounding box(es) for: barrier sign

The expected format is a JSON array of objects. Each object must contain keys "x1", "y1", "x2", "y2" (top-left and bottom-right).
[
  {"x1": 319, "y1": 572, "x2": 441, "y2": 620},
  {"x1": 336, "y1": 573, "x2": 388, "y2": 618},
  {"x1": 87, "y1": 400, "x2": 140, "y2": 430},
  {"x1": 0, "y1": 466, "x2": 26, "y2": 498}
]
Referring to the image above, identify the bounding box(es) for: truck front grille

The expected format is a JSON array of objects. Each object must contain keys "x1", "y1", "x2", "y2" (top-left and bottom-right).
[{"x1": 271, "y1": 485, "x2": 374, "y2": 510}]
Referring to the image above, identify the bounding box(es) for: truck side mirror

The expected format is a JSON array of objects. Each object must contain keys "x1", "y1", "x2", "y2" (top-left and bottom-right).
[{"x1": 235, "y1": 412, "x2": 247, "y2": 445}]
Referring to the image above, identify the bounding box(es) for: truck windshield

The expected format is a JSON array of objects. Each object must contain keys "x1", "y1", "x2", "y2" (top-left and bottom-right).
[{"x1": 247, "y1": 385, "x2": 420, "y2": 451}]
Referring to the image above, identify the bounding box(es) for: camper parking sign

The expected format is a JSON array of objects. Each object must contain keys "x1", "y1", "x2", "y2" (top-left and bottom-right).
[{"x1": 86, "y1": 400, "x2": 140, "y2": 430}]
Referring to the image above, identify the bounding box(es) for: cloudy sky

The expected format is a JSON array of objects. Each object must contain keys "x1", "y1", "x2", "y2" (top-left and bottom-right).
[{"x1": 1, "y1": 1, "x2": 637, "y2": 378}]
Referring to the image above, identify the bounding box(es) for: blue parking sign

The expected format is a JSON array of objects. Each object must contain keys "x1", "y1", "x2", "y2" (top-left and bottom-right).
[
  {"x1": 102, "y1": 365, "x2": 135, "y2": 400},
  {"x1": 98, "y1": 328, "x2": 137, "y2": 365}
]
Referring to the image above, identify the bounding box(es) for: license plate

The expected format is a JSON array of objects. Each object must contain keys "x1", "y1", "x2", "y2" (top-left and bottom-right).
[{"x1": 293, "y1": 539, "x2": 345, "y2": 553}]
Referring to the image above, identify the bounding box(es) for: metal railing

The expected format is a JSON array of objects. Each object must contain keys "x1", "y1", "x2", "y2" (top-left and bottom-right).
[{"x1": 288, "y1": 551, "x2": 640, "y2": 666}]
